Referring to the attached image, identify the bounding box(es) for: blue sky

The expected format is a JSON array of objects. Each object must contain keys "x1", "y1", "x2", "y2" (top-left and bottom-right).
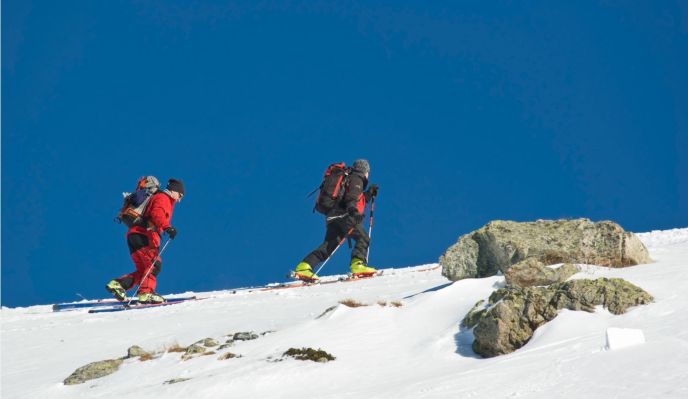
[{"x1": 3, "y1": 1, "x2": 687, "y2": 307}]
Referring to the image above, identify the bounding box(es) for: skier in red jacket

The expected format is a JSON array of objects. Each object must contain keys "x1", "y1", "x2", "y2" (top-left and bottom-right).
[{"x1": 106, "y1": 179, "x2": 184, "y2": 303}]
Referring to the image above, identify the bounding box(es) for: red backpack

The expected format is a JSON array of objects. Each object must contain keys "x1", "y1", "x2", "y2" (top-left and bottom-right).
[{"x1": 312, "y1": 163, "x2": 350, "y2": 214}]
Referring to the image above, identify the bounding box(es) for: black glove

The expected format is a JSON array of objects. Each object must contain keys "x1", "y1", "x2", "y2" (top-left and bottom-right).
[
  {"x1": 164, "y1": 226, "x2": 177, "y2": 240},
  {"x1": 348, "y1": 207, "x2": 363, "y2": 224},
  {"x1": 367, "y1": 184, "x2": 379, "y2": 198}
]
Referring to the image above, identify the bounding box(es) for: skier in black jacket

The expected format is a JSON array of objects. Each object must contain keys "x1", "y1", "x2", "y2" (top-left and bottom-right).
[{"x1": 294, "y1": 159, "x2": 378, "y2": 281}]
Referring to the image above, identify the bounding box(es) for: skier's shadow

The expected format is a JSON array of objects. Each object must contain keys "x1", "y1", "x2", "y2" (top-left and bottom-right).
[{"x1": 402, "y1": 282, "x2": 453, "y2": 300}]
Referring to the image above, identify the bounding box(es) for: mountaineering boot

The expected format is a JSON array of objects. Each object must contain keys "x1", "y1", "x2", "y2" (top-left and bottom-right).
[
  {"x1": 350, "y1": 258, "x2": 376, "y2": 277},
  {"x1": 137, "y1": 291, "x2": 166, "y2": 304},
  {"x1": 105, "y1": 280, "x2": 126, "y2": 301},
  {"x1": 293, "y1": 261, "x2": 319, "y2": 282}
]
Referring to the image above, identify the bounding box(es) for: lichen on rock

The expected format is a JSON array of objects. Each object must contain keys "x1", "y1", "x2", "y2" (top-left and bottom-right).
[
  {"x1": 505, "y1": 259, "x2": 579, "y2": 288},
  {"x1": 441, "y1": 219, "x2": 651, "y2": 281},
  {"x1": 470, "y1": 278, "x2": 653, "y2": 357},
  {"x1": 63, "y1": 359, "x2": 124, "y2": 385}
]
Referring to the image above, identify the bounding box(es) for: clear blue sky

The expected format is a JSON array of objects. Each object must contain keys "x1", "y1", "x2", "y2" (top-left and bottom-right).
[{"x1": 3, "y1": 1, "x2": 687, "y2": 307}]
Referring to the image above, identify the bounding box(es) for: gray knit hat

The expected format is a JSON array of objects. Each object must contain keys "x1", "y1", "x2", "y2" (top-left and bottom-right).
[{"x1": 352, "y1": 159, "x2": 370, "y2": 175}]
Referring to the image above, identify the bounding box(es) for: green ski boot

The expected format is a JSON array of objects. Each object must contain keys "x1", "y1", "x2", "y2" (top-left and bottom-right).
[
  {"x1": 293, "y1": 261, "x2": 319, "y2": 282},
  {"x1": 350, "y1": 258, "x2": 377, "y2": 277},
  {"x1": 137, "y1": 291, "x2": 166, "y2": 304},
  {"x1": 105, "y1": 279, "x2": 126, "y2": 301}
]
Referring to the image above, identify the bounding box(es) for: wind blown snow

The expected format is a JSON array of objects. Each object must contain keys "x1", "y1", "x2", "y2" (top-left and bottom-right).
[{"x1": 2, "y1": 228, "x2": 688, "y2": 398}]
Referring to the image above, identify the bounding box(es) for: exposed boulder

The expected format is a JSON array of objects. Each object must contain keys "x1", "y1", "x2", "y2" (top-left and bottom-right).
[
  {"x1": 218, "y1": 352, "x2": 241, "y2": 360},
  {"x1": 441, "y1": 219, "x2": 651, "y2": 281},
  {"x1": 471, "y1": 278, "x2": 653, "y2": 357},
  {"x1": 233, "y1": 332, "x2": 259, "y2": 341},
  {"x1": 462, "y1": 289, "x2": 509, "y2": 329},
  {"x1": 64, "y1": 359, "x2": 124, "y2": 385},
  {"x1": 283, "y1": 348, "x2": 335, "y2": 363},
  {"x1": 181, "y1": 344, "x2": 206, "y2": 361},
  {"x1": 126, "y1": 345, "x2": 149, "y2": 358},
  {"x1": 504, "y1": 259, "x2": 579, "y2": 288},
  {"x1": 195, "y1": 338, "x2": 219, "y2": 348},
  {"x1": 185, "y1": 344, "x2": 206, "y2": 355}
]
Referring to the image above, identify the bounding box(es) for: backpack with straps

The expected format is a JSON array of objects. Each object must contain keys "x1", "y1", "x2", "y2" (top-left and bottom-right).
[
  {"x1": 312, "y1": 163, "x2": 350, "y2": 214},
  {"x1": 115, "y1": 176, "x2": 160, "y2": 228}
]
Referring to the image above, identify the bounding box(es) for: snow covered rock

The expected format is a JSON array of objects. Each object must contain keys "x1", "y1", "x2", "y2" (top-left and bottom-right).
[
  {"x1": 605, "y1": 327, "x2": 646, "y2": 350},
  {"x1": 441, "y1": 219, "x2": 652, "y2": 281},
  {"x1": 472, "y1": 278, "x2": 653, "y2": 357},
  {"x1": 505, "y1": 259, "x2": 579, "y2": 288},
  {"x1": 63, "y1": 358, "x2": 123, "y2": 385}
]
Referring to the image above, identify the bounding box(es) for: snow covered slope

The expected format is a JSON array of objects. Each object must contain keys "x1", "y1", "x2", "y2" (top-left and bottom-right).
[{"x1": 2, "y1": 228, "x2": 688, "y2": 398}]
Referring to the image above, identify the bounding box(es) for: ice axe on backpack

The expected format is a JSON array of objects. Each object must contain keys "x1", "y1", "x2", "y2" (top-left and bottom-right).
[{"x1": 127, "y1": 238, "x2": 172, "y2": 306}]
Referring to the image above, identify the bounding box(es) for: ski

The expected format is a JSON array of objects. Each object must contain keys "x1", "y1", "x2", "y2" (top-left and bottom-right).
[
  {"x1": 258, "y1": 270, "x2": 383, "y2": 292},
  {"x1": 347, "y1": 270, "x2": 384, "y2": 279},
  {"x1": 87, "y1": 297, "x2": 199, "y2": 313},
  {"x1": 53, "y1": 296, "x2": 196, "y2": 312}
]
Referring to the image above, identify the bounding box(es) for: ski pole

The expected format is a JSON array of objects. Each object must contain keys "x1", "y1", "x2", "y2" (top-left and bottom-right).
[
  {"x1": 314, "y1": 227, "x2": 355, "y2": 276},
  {"x1": 366, "y1": 197, "x2": 375, "y2": 261},
  {"x1": 128, "y1": 238, "x2": 171, "y2": 305}
]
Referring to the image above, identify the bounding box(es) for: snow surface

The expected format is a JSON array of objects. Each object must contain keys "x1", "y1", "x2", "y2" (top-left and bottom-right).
[
  {"x1": 2, "y1": 229, "x2": 688, "y2": 398},
  {"x1": 605, "y1": 327, "x2": 646, "y2": 351}
]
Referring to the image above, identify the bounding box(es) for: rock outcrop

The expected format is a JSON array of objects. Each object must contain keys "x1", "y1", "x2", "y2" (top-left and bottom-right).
[
  {"x1": 441, "y1": 219, "x2": 651, "y2": 281},
  {"x1": 283, "y1": 347, "x2": 335, "y2": 362},
  {"x1": 471, "y1": 278, "x2": 653, "y2": 357},
  {"x1": 181, "y1": 344, "x2": 206, "y2": 360},
  {"x1": 195, "y1": 338, "x2": 219, "y2": 347},
  {"x1": 63, "y1": 359, "x2": 124, "y2": 385},
  {"x1": 505, "y1": 259, "x2": 579, "y2": 288},
  {"x1": 126, "y1": 345, "x2": 149, "y2": 358},
  {"x1": 232, "y1": 332, "x2": 259, "y2": 341}
]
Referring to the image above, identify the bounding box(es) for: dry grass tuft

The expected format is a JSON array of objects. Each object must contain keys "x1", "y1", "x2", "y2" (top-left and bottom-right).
[
  {"x1": 165, "y1": 343, "x2": 187, "y2": 353},
  {"x1": 338, "y1": 299, "x2": 367, "y2": 308},
  {"x1": 390, "y1": 301, "x2": 403, "y2": 307},
  {"x1": 139, "y1": 353, "x2": 155, "y2": 362}
]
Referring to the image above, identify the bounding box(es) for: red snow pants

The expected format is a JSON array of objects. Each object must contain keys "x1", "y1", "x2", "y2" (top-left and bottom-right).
[{"x1": 117, "y1": 232, "x2": 162, "y2": 294}]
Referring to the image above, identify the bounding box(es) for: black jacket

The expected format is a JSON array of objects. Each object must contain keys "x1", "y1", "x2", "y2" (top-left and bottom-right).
[{"x1": 342, "y1": 171, "x2": 368, "y2": 213}]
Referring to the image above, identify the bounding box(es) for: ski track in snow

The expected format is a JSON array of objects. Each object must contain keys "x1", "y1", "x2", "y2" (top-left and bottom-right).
[{"x1": 2, "y1": 229, "x2": 688, "y2": 398}]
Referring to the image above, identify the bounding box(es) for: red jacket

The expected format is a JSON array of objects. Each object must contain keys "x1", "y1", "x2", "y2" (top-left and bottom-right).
[{"x1": 127, "y1": 191, "x2": 176, "y2": 247}]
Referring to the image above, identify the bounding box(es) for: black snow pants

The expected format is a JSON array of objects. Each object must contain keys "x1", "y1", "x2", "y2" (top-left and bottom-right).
[{"x1": 303, "y1": 212, "x2": 369, "y2": 268}]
